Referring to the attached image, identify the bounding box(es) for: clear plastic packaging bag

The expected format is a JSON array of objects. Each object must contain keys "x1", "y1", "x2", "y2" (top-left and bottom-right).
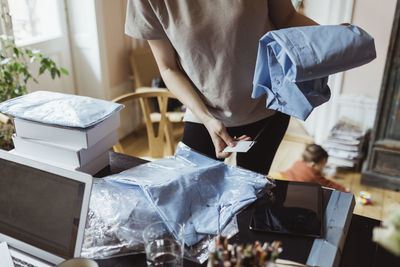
[
  {"x1": 0, "y1": 91, "x2": 123, "y2": 128},
  {"x1": 82, "y1": 143, "x2": 274, "y2": 263},
  {"x1": 81, "y1": 178, "x2": 160, "y2": 259},
  {"x1": 81, "y1": 178, "x2": 239, "y2": 263}
]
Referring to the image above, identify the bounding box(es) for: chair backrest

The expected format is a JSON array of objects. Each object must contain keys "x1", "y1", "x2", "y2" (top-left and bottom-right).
[
  {"x1": 130, "y1": 47, "x2": 161, "y2": 89},
  {"x1": 112, "y1": 88, "x2": 177, "y2": 158}
]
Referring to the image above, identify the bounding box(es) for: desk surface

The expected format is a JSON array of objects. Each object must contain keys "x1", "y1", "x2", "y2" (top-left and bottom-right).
[{"x1": 94, "y1": 152, "x2": 400, "y2": 267}]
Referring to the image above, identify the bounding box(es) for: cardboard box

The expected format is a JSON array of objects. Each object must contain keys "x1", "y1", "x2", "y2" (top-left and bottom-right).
[
  {"x1": 9, "y1": 149, "x2": 110, "y2": 176},
  {"x1": 13, "y1": 112, "x2": 120, "y2": 150},
  {"x1": 12, "y1": 131, "x2": 118, "y2": 168},
  {"x1": 76, "y1": 152, "x2": 110, "y2": 175}
]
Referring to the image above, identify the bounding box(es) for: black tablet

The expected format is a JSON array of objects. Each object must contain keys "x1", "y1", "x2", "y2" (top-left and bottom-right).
[{"x1": 249, "y1": 181, "x2": 324, "y2": 238}]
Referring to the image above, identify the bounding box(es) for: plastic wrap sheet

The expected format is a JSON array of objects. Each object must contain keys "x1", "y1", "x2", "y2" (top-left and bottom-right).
[
  {"x1": 82, "y1": 178, "x2": 239, "y2": 263},
  {"x1": 82, "y1": 143, "x2": 273, "y2": 263},
  {"x1": 81, "y1": 178, "x2": 160, "y2": 259},
  {"x1": 0, "y1": 91, "x2": 123, "y2": 128}
]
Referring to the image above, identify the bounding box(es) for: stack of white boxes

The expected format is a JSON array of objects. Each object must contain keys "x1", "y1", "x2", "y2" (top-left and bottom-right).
[{"x1": 11, "y1": 111, "x2": 120, "y2": 175}]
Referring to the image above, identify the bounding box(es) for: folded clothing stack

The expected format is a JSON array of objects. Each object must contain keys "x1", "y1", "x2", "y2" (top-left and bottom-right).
[{"x1": 252, "y1": 24, "x2": 376, "y2": 120}]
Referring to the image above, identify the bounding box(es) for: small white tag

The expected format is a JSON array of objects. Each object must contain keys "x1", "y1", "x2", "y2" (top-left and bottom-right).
[{"x1": 222, "y1": 140, "x2": 255, "y2": 153}]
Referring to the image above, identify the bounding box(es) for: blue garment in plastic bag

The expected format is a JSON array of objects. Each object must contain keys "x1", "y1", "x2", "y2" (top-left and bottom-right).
[
  {"x1": 0, "y1": 91, "x2": 123, "y2": 128},
  {"x1": 82, "y1": 176, "x2": 239, "y2": 263},
  {"x1": 252, "y1": 24, "x2": 376, "y2": 120},
  {"x1": 107, "y1": 142, "x2": 273, "y2": 246}
]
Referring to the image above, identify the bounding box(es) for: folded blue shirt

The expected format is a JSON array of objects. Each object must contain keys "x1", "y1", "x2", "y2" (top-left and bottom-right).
[
  {"x1": 252, "y1": 24, "x2": 376, "y2": 120},
  {"x1": 107, "y1": 142, "x2": 273, "y2": 246}
]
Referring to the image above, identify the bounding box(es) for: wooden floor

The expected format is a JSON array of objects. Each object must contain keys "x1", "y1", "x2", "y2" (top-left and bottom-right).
[{"x1": 120, "y1": 119, "x2": 400, "y2": 221}]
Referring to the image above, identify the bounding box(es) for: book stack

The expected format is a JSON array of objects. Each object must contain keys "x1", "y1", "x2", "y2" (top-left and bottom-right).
[
  {"x1": 10, "y1": 111, "x2": 120, "y2": 175},
  {"x1": 324, "y1": 118, "x2": 368, "y2": 172}
]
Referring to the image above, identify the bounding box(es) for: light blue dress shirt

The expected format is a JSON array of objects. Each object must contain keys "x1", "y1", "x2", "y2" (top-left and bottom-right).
[
  {"x1": 252, "y1": 25, "x2": 376, "y2": 120},
  {"x1": 106, "y1": 142, "x2": 272, "y2": 246}
]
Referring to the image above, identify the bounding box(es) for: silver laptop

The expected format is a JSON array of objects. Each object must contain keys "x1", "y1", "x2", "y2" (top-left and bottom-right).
[{"x1": 0, "y1": 149, "x2": 93, "y2": 266}]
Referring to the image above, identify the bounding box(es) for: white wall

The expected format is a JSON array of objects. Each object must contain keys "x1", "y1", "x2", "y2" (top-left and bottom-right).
[
  {"x1": 301, "y1": 0, "x2": 396, "y2": 143},
  {"x1": 338, "y1": 0, "x2": 397, "y2": 131},
  {"x1": 66, "y1": 0, "x2": 142, "y2": 138},
  {"x1": 97, "y1": 0, "x2": 142, "y2": 138},
  {"x1": 341, "y1": 0, "x2": 397, "y2": 99}
]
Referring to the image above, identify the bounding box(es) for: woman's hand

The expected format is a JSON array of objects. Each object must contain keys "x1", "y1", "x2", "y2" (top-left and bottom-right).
[
  {"x1": 204, "y1": 118, "x2": 252, "y2": 159},
  {"x1": 204, "y1": 118, "x2": 235, "y2": 159}
]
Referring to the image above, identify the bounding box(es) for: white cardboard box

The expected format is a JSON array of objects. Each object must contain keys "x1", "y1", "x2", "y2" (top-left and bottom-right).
[
  {"x1": 76, "y1": 151, "x2": 110, "y2": 175},
  {"x1": 13, "y1": 112, "x2": 120, "y2": 150},
  {"x1": 12, "y1": 131, "x2": 118, "y2": 168},
  {"x1": 8, "y1": 149, "x2": 110, "y2": 176}
]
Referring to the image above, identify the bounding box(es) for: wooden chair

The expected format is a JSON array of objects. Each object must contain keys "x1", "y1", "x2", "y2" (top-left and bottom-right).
[
  {"x1": 112, "y1": 88, "x2": 182, "y2": 158},
  {"x1": 115, "y1": 47, "x2": 184, "y2": 158}
]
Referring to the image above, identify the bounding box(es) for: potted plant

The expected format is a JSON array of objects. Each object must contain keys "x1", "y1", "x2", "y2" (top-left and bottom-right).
[{"x1": 0, "y1": 35, "x2": 68, "y2": 150}]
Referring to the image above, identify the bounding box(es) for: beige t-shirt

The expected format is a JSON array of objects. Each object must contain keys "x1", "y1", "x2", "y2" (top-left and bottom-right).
[{"x1": 125, "y1": 0, "x2": 276, "y2": 127}]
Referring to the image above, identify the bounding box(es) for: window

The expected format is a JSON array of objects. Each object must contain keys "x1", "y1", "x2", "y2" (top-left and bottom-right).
[{"x1": 7, "y1": 0, "x2": 62, "y2": 46}]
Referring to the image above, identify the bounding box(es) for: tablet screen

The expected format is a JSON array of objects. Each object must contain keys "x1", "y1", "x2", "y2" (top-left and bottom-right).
[{"x1": 249, "y1": 181, "x2": 323, "y2": 238}]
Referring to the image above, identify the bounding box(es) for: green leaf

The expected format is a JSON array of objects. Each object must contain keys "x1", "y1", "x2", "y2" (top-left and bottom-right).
[
  {"x1": 0, "y1": 35, "x2": 64, "y2": 102},
  {"x1": 13, "y1": 62, "x2": 23, "y2": 71},
  {"x1": 13, "y1": 47, "x2": 20, "y2": 57},
  {"x1": 4, "y1": 71, "x2": 11, "y2": 82},
  {"x1": 21, "y1": 85, "x2": 27, "y2": 94},
  {"x1": 40, "y1": 57, "x2": 49, "y2": 66},
  {"x1": 60, "y1": 68, "x2": 69, "y2": 75},
  {"x1": 39, "y1": 65, "x2": 46, "y2": 75},
  {"x1": 23, "y1": 72, "x2": 33, "y2": 83},
  {"x1": 51, "y1": 68, "x2": 56, "y2": 79}
]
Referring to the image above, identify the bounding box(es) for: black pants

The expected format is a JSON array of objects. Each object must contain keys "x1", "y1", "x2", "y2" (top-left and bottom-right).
[{"x1": 182, "y1": 112, "x2": 290, "y2": 175}]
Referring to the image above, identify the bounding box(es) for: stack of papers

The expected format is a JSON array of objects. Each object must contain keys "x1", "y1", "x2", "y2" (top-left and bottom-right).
[{"x1": 324, "y1": 118, "x2": 368, "y2": 170}]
